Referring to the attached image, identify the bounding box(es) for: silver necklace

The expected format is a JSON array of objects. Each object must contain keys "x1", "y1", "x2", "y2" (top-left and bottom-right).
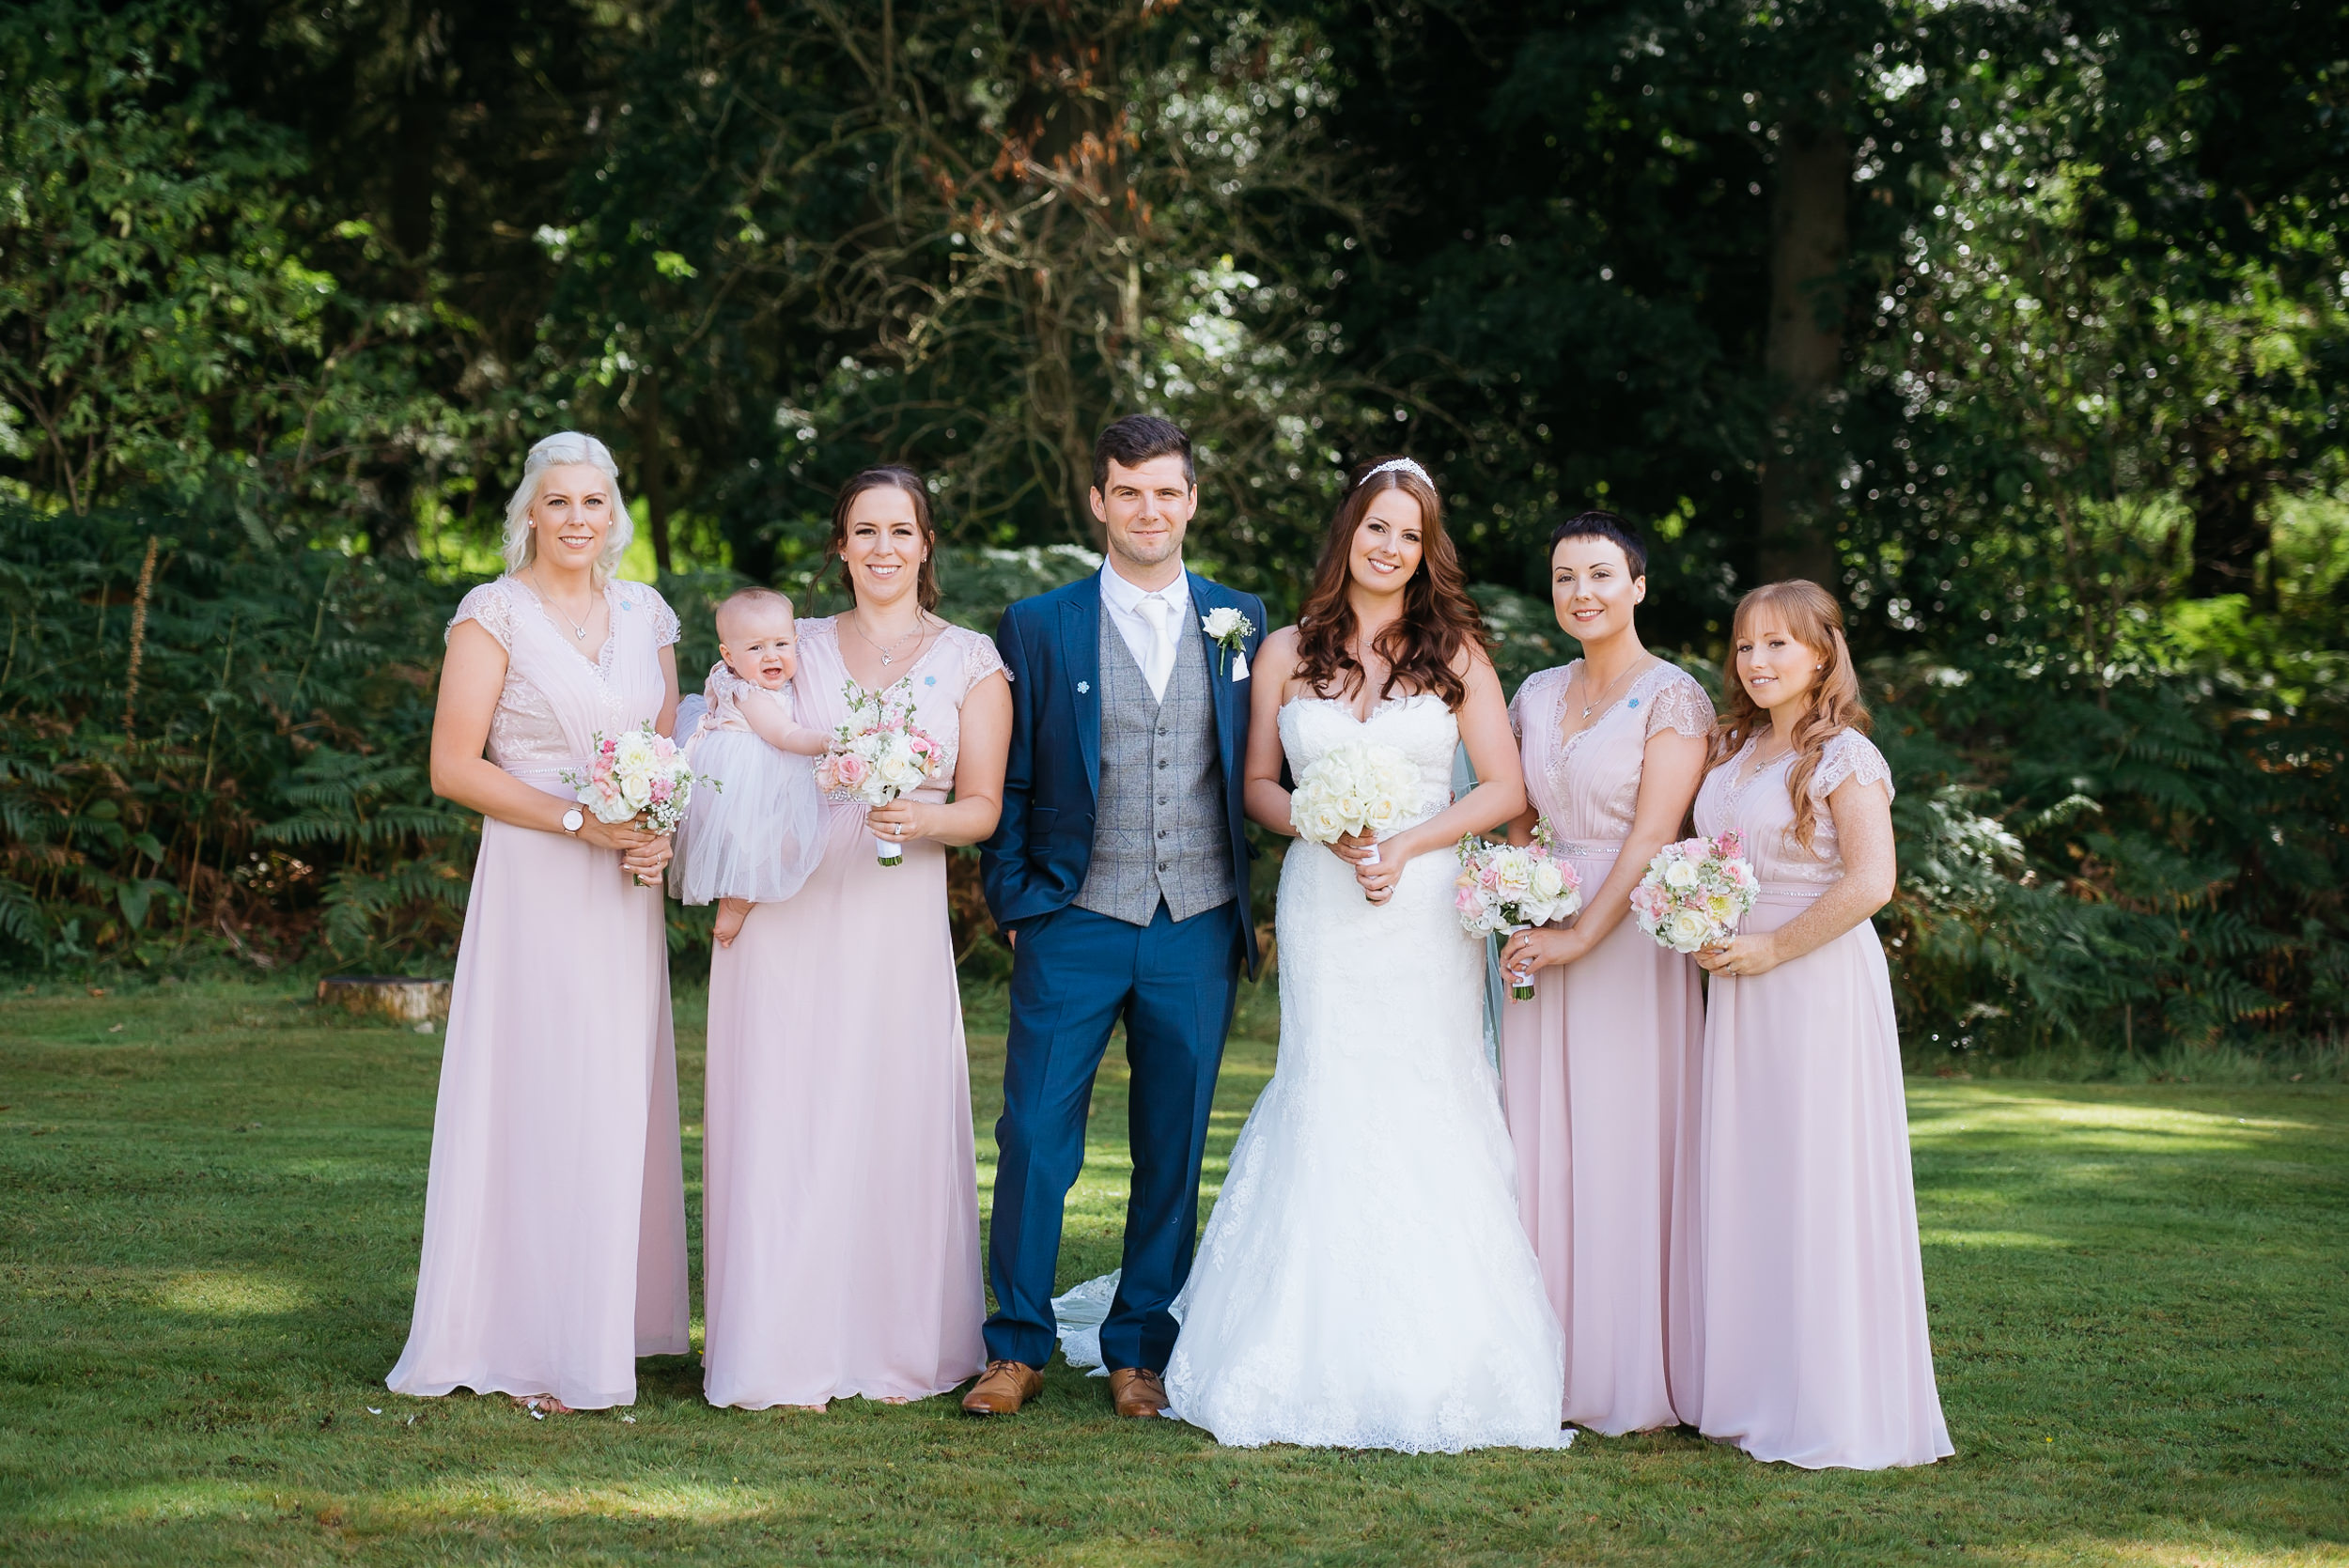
[
  {"x1": 533, "y1": 571, "x2": 596, "y2": 642},
  {"x1": 850, "y1": 612, "x2": 927, "y2": 667},
  {"x1": 1574, "y1": 656, "x2": 1646, "y2": 721}
]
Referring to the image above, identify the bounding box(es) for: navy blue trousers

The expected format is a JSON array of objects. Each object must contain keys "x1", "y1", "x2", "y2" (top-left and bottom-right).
[{"x1": 983, "y1": 898, "x2": 1242, "y2": 1373}]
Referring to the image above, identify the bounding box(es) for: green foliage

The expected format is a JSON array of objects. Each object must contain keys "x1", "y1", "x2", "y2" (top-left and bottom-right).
[{"x1": 0, "y1": 497, "x2": 472, "y2": 971}]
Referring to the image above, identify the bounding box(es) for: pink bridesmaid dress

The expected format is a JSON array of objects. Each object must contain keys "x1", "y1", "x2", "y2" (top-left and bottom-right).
[
  {"x1": 1686, "y1": 728, "x2": 1953, "y2": 1468},
  {"x1": 387, "y1": 577, "x2": 692, "y2": 1409},
  {"x1": 1500, "y1": 660, "x2": 1712, "y2": 1434},
  {"x1": 700, "y1": 618, "x2": 999, "y2": 1407}
]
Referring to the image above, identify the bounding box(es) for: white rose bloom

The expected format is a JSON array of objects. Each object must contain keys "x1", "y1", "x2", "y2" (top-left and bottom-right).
[
  {"x1": 1203, "y1": 607, "x2": 1244, "y2": 640},
  {"x1": 1493, "y1": 855, "x2": 1534, "y2": 895},
  {"x1": 1532, "y1": 862, "x2": 1565, "y2": 900},
  {"x1": 1665, "y1": 908, "x2": 1710, "y2": 951},
  {"x1": 1663, "y1": 858, "x2": 1700, "y2": 891}
]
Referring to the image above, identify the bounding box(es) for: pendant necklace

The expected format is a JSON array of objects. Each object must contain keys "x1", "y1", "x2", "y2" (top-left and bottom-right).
[
  {"x1": 1576, "y1": 656, "x2": 1644, "y2": 721},
  {"x1": 534, "y1": 570, "x2": 595, "y2": 642},
  {"x1": 851, "y1": 612, "x2": 926, "y2": 667}
]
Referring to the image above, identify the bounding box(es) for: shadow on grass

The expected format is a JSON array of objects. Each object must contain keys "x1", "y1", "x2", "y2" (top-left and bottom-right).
[{"x1": 1, "y1": 982, "x2": 2344, "y2": 1566}]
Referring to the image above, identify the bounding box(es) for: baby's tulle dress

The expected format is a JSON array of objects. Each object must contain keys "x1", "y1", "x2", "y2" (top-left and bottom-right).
[{"x1": 672, "y1": 664, "x2": 827, "y2": 907}]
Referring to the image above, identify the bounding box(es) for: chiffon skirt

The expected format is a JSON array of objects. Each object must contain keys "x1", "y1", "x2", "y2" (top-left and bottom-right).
[
  {"x1": 1500, "y1": 848, "x2": 1704, "y2": 1434},
  {"x1": 387, "y1": 809, "x2": 692, "y2": 1409},
  {"x1": 701, "y1": 809, "x2": 987, "y2": 1407},
  {"x1": 1686, "y1": 888, "x2": 1953, "y2": 1469}
]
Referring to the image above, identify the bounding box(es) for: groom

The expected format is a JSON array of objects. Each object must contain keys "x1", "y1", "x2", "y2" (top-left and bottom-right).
[{"x1": 968, "y1": 415, "x2": 1266, "y2": 1420}]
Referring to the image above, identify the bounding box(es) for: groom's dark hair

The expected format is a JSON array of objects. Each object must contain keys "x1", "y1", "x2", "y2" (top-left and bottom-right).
[{"x1": 1093, "y1": 414, "x2": 1194, "y2": 491}]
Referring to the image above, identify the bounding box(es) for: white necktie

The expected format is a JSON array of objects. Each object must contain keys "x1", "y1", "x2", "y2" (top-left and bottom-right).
[{"x1": 1138, "y1": 592, "x2": 1178, "y2": 701}]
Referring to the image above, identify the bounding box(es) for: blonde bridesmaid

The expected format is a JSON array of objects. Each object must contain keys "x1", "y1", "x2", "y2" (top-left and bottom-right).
[
  {"x1": 1685, "y1": 579, "x2": 1952, "y2": 1469},
  {"x1": 1496, "y1": 512, "x2": 1712, "y2": 1435},
  {"x1": 701, "y1": 466, "x2": 1008, "y2": 1410},
  {"x1": 389, "y1": 431, "x2": 691, "y2": 1413}
]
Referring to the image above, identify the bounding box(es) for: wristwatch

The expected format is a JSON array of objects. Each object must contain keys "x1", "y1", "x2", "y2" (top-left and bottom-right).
[{"x1": 561, "y1": 807, "x2": 584, "y2": 835}]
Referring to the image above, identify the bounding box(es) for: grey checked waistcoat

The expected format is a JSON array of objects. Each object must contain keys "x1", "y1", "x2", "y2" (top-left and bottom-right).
[{"x1": 1073, "y1": 598, "x2": 1236, "y2": 925}]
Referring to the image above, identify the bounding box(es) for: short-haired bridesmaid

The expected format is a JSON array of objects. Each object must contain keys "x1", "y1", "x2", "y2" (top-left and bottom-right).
[
  {"x1": 1684, "y1": 580, "x2": 1952, "y2": 1469},
  {"x1": 1497, "y1": 511, "x2": 1713, "y2": 1435}
]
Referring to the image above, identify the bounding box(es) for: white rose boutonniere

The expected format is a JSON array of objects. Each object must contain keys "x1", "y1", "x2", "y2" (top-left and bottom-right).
[{"x1": 1201, "y1": 605, "x2": 1254, "y2": 679}]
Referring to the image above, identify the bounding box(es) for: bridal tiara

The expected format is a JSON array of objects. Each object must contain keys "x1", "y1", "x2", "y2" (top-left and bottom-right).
[{"x1": 1358, "y1": 457, "x2": 1433, "y2": 489}]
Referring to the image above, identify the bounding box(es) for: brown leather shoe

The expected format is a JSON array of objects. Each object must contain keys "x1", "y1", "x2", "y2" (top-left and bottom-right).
[
  {"x1": 1109, "y1": 1366, "x2": 1169, "y2": 1419},
  {"x1": 960, "y1": 1360, "x2": 1043, "y2": 1416}
]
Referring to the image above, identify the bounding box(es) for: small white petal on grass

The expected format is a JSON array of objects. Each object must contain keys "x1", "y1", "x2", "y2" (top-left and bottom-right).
[
  {"x1": 366, "y1": 1407, "x2": 381, "y2": 1416},
  {"x1": 622, "y1": 1416, "x2": 636, "y2": 1423}
]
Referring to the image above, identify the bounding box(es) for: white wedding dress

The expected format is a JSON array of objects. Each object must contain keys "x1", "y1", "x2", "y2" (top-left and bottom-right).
[{"x1": 1162, "y1": 694, "x2": 1568, "y2": 1452}]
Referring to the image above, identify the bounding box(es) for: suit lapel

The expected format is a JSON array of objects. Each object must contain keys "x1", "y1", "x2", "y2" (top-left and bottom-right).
[
  {"x1": 1187, "y1": 572, "x2": 1237, "y2": 771},
  {"x1": 1062, "y1": 575, "x2": 1104, "y2": 799}
]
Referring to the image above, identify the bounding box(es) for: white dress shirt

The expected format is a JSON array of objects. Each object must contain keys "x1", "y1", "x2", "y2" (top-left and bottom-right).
[{"x1": 1097, "y1": 560, "x2": 1190, "y2": 703}]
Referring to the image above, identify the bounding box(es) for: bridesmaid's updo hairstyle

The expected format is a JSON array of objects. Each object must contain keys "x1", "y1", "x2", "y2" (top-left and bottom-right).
[
  {"x1": 1293, "y1": 455, "x2": 1489, "y2": 711},
  {"x1": 1709, "y1": 580, "x2": 1871, "y2": 856},
  {"x1": 502, "y1": 431, "x2": 634, "y2": 583},
  {"x1": 826, "y1": 465, "x2": 941, "y2": 613},
  {"x1": 1547, "y1": 509, "x2": 1647, "y2": 577}
]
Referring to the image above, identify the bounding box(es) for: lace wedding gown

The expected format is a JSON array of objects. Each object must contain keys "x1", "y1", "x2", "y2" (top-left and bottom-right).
[{"x1": 1162, "y1": 694, "x2": 1568, "y2": 1452}]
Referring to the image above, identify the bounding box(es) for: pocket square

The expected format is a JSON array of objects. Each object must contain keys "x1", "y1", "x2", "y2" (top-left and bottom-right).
[{"x1": 1232, "y1": 652, "x2": 1249, "y2": 681}]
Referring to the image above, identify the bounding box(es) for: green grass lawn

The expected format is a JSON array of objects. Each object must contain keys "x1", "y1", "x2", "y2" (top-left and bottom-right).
[{"x1": 1, "y1": 978, "x2": 2344, "y2": 1566}]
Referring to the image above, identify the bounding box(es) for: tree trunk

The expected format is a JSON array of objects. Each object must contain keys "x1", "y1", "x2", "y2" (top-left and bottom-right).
[
  {"x1": 637, "y1": 367, "x2": 673, "y2": 574},
  {"x1": 1757, "y1": 123, "x2": 1850, "y2": 588},
  {"x1": 2186, "y1": 413, "x2": 2270, "y2": 601}
]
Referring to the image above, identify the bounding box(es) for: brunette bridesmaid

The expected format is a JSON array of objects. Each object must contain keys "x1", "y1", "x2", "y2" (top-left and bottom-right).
[
  {"x1": 701, "y1": 466, "x2": 1009, "y2": 1409},
  {"x1": 1496, "y1": 512, "x2": 1712, "y2": 1435},
  {"x1": 389, "y1": 431, "x2": 691, "y2": 1413},
  {"x1": 1685, "y1": 580, "x2": 1952, "y2": 1469}
]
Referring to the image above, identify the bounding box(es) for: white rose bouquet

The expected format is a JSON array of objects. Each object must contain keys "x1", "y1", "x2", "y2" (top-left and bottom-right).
[
  {"x1": 1455, "y1": 819, "x2": 1584, "y2": 1000},
  {"x1": 564, "y1": 722, "x2": 708, "y2": 885},
  {"x1": 814, "y1": 681, "x2": 945, "y2": 866},
  {"x1": 1630, "y1": 831, "x2": 1761, "y2": 954},
  {"x1": 1287, "y1": 740, "x2": 1423, "y2": 863}
]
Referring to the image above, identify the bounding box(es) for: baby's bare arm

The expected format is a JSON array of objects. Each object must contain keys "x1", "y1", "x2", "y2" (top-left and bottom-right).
[{"x1": 739, "y1": 687, "x2": 830, "y2": 756}]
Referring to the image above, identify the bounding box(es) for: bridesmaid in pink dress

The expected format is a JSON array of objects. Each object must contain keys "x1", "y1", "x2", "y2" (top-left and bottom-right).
[
  {"x1": 1686, "y1": 580, "x2": 1952, "y2": 1469},
  {"x1": 702, "y1": 466, "x2": 1010, "y2": 1409},
  {"x1": 1496, "y1": 512, "x2": 1713, "y2": 1435},
  {"x1": 389, "y1": 432, "x2": 691, "y2": 1413}
]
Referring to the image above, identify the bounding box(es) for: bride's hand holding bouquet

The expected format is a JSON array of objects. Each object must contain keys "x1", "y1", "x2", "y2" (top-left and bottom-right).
[{"x1": 1288, "y1": 740, "x2": 1423, "y2": 904}]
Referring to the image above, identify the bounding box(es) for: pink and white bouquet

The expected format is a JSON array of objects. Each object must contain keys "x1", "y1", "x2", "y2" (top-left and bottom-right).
[
  {"x1": 565, "y1": 722, "x2": 705, "y2": 885},
  {"x1": 1289, "y1": 741, "x2": 1422, "y2": 865},
  {"x1": 1630, "y1": 831, "x2": 1760, "y2": 954},
  {"x1": 815, "y1": 681, "x2": 944, "y2": 866},
  {"x1": 1455, "y1": 820, "x2": 1583, "y2": 1000}
]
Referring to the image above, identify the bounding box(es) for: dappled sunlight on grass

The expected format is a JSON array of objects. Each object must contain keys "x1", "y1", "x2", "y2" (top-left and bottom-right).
[
  {"x1": 155, "y1": 1270, "x2": 309, "y2": 1318},
  {"x1": 3, "y1": 982, "x2": 2343, "y2": 1566}
]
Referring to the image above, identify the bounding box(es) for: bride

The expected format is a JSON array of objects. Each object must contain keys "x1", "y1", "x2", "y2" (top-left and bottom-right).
[{"x1": 1163, "y1": 457, "x2": 1568, "y2": 1452}]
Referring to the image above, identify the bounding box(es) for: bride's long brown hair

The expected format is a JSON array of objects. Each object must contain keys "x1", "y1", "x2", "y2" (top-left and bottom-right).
[
  {"x1": 1707, "y1": 580, "x2": 1871, "y2": 855},
  {"x1": 1291, "y1": 458, "x2": 1489, "y2": 710}
]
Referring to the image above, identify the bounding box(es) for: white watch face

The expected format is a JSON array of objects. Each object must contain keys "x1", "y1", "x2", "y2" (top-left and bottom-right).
[{"x1": 563, "y1": 808, "x2": 584, "y2": 833}]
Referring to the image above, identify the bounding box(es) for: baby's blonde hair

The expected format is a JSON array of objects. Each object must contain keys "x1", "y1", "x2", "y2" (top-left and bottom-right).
[{"x1": 715, "y1": 586, "x2": 796, "y2": 644}]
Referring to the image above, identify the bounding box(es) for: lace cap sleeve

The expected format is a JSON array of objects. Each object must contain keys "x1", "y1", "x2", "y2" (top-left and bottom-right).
[
  {"x1": 1643, "y1": 667, "x2": 1716, "y2": 740},
  {"x1": 957, "y1": 626, "x2": 1007, "y2": 691},
  {"x1": 1508, "y1": 667, "x2": 1560, "y2": 742},
  {"x1": 1811, "y1": 729, "x2": 1895, "y2": 802},
  {"x1": 621, "y1": 582, "x2": 681, "y2": 646},
  {"x1": 447, "y1": 580, "x2": 516, "y2": 649}
]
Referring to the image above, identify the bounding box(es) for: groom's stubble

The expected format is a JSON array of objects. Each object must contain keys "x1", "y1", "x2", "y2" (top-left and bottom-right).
[{"x1": 1092, "y1": 454, "x2": 1197, "y2": 592}]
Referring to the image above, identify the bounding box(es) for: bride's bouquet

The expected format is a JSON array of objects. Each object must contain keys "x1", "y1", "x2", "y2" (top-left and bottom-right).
[
  {"x1": 815, "y1": 681, "x2": 944, "y2": 866},
  {"x1": 1630, "y1": 831, "x2": 1761, "y2": 953},
  {"x1": 566, "y1": 722, "x2": 706, "y2": 885},
  {"x1": 1455, "y1": 820, "x2": 1583, "y2": 1000},
  {"x1": 1288, "y1": 741, "x2": 1422, "y2": 864}
]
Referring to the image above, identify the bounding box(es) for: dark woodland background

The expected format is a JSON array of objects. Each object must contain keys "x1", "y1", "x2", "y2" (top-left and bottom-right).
[{"x1": 4, "y1": 0, "x2": 2345, "y2": 1071}]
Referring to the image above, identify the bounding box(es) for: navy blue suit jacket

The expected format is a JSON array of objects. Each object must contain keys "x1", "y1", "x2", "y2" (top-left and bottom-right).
[{"x1": 980, "y1": 569, "x2": 1268, "y2": 977}]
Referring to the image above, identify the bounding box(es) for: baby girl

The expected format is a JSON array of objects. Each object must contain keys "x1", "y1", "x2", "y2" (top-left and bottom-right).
[{"x1": 673, "y1": 587, "x2": 832, "y2": 947}]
